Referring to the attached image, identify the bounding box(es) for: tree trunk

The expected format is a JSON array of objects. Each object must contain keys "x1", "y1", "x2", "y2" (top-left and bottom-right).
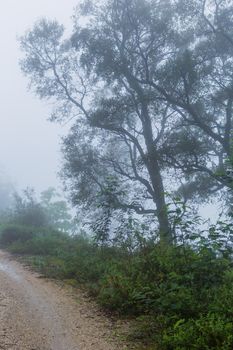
[
  {"x1": 141, "y1": 105, "x2": 172, "y2": 244},
  {"x1": 147, "y1": 156, "x2": 172, "y2": 244},
  {"x1": 124, "y1": 72, "x2": 172, "y2": 243}
]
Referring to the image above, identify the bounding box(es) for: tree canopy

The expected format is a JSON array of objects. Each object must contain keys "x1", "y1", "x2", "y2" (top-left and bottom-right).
[{"x1": 20, "y1": 0, "x2": 233, "y2": 243}]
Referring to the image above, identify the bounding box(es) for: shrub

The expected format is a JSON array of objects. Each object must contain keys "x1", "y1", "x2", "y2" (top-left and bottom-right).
[
  {"x1": 163, "y1": 314, "x2": 233, "y2": 350},
  {"x1": 0, "y1": 224, "x2": 33, "y2": 246}
]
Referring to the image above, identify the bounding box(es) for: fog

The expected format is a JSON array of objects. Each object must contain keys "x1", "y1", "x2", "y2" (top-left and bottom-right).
[
  {"x1": 0, "y1": 0, "x2": 78, "y2": 192},
  {"x1": 0, "y1": 0, "x2": 222, "y2": 222}
]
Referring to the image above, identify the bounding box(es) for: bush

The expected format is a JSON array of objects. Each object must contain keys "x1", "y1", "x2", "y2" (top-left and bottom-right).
[
  {"x1": 163, "y1": 314, "x2": 233, "y2": 350},
  {"x1": 0, "y1": 224, "x2": 33, "y2": 246},
  {"x1": 8, "y1": 235, "x2": 65, "y2": 255}
]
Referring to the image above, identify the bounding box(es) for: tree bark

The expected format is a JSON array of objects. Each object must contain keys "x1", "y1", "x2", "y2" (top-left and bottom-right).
[
  {"x1": 148, "y1": 157, "x2": 172, "y2": 244},
  {"x1": 141, "y1": 104, "x2": 172, "y2": 244}
]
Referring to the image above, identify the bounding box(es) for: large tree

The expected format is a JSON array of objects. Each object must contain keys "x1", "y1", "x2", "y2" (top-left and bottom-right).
[
  {"x1": 20, "y1": 0, "x2": 179, "y2": 243},
  {"x1": 20, "y1": 0, "x2": 233, "y2": 242}
]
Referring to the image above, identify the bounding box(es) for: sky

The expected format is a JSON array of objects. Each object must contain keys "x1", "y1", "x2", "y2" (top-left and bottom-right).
[{"x1": 0, "y1": 0, "x2": 78, "y2": 193}]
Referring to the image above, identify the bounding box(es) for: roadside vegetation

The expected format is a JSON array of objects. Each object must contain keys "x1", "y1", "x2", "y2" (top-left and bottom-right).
[{"x1": 1, "y1": 197, "x2": 233, "y2": 350}]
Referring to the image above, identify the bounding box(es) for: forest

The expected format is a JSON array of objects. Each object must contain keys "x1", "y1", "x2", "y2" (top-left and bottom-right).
[{"x1": 1, "y1": 0, "x2": 233, "y2": 349}]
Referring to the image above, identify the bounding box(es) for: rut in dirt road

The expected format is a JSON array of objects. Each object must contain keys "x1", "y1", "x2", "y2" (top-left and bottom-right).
[{"x1": 0, "y1": 251, "x2": 123, "y2": 350}]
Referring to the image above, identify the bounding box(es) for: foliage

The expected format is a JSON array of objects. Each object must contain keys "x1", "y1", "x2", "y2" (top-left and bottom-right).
[
  {"x1": 0, "y1": 224, "x2": 67, "y2": 252},
  {"x1": 0, "y1": 224, "x2": 34, "y2": 246},
  {"x1": 163, "y1": 314, "x2": 233, "y2": 350},
  {"x1": 12, "y1": 188, "x2": 49, "y2": 228},
  {"x1": 40, "y1": 187, "x2": 74, "y2": 232},
  {"x1": 6, "y1": 187, "x2": 75, "y2": 233},
  {"x1": 2, "y1": 213, "x2": 233, "y2": 349}
]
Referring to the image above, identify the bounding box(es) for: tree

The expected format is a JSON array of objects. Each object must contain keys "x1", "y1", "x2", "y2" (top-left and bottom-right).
[
  {"x1": 40, "y1": 187, "x2": 73, "y2": 232},
  {"x1": 12, "y1": 188, "x2": 49, "y2": 227},
  {"x1": 20, "y1": 0, "x2": 233, "y2": 243},
  {"x1": 10, "y1": 187, "x2": 74, "y2": 232},
  {"x1": 20, "y1": 2, "x2": 179, "y2": 243}
]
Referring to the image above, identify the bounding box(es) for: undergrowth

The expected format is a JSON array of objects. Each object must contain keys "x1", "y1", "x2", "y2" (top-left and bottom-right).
[{"x1": 1, "y1": 223, "x2": 233, "y2": 349}]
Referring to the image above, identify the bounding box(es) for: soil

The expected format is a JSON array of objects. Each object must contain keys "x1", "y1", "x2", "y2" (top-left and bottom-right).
[{"x1": 0, "y1": 250, "x2": 130, "y2": 350}]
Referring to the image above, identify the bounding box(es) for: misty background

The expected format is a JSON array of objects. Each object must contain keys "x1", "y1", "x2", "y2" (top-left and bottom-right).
[{"x1": 0, "y1": 0, "x2": 77, "y2": 192}]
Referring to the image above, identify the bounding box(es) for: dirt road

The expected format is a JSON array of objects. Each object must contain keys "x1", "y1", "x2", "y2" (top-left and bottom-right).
[{"x1": 0, "y1": 250, "x2": 125, "y2": 350}]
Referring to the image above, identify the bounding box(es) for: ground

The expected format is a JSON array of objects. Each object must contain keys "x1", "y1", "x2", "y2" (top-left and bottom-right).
[{"x1": 0, "y1": 250, "x2": 130, "y2": 350}]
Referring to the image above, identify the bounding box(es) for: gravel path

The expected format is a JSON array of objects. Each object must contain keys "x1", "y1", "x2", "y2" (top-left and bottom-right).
[{"x1": 0, "y1": 250, "x2": 124, "y2": 350}]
